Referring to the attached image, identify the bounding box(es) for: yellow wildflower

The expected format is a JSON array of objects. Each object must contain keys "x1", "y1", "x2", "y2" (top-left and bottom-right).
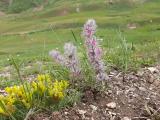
[
  {"x1": 37, "y1": 74, "x2": 51, "y2": 82},
  {"x1": 22, "y1": 99, "x2": 30, "y2": 108},
  {"x1": 0, "y1": 102, "x2": 15, "y2": 116},
  {"x1": 31, "y1": 81, "x2": 38, "y2": 91},
  {"x1": 1, "y1": 74, "x2": 69, "y2": 117},
  {"x1": 0, "y1": 107, "x2": 7, "y2": 116},
  {"x1": 38, "y1": 81, "x2": 46, "y2": 94},
  {"x1": 5, "y1": 87, "x2": 12, "y2": 94},
  {"x1": 48, "y1": 80, "x2": 68, "y2": 100}
]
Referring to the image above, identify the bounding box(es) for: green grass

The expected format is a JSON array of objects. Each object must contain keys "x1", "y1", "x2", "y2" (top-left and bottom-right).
[{"x1": 0, "y1": 0, "x2": 160, "y2": 84}]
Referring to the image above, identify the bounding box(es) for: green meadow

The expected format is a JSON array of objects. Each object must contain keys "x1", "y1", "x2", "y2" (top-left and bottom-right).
[{"x1": 0, "y1": 0, "x2": 160, "y2": 70}]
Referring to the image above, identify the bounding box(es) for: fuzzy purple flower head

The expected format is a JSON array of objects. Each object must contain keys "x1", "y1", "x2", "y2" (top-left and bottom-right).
[
  {"x1": 83, "y1": 19, "x2": 108, "y2": 81},
  {"x1": 64, "y1": 43, "x2": 77, "y2": 58},
  {"x1": 64, "y1": 43, "x2": 81, "y2": 74},
  {"x1": 83, "y1": 19, "x2": 97, "y2": 38},
  {"x1": 49, "y1": 43, "x2": 81, "y2": 75}
]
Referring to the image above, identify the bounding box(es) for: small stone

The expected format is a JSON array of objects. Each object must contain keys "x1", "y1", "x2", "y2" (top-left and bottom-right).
[
  {"x1": 52, "y1": 111, "x2": 59, "y2": 116},
  {"x1": 122, "y1": 117, "x2": 131, "y2": 120},
  {"x1": 146, "y1": 97, "x2": 150, "y2": 100},
  {"x1": 139, "y1": 87, "x2": 146, "y2": 92},
  {"x1": 106, "y1": 102, "x2": 116, "y2": 109},
  {"x1": 52, "y1": 111, "x2": 62, "y2": 120},
  {"x1": 90, "y1": 105, "x2": 97, "y2": 111},
  {"x1": 137, "y1": 70, "x2": 144, "y2": 76},
  {"x1": 147, "y1": 67, "x2": 159, "y2": 73},
  {"x1": 107, "y1": 90, "x2": 112, "y2": 94},
  {"x1": 64, "y1": 112, "x2": 68, "y2": 115},
  {"x1": 77, "y1": 109, "x2": 87, "y2": 114},
  {"x1": 108, "y1": 111, "x2": 116, "y2": 116},
  {"x1": 153, "y1": 79, "x2": 160, "y2": 87},
  {"x1": 148, "y1": 77, "x2": 154, "y2": 84},
  {"x1": 77, "y1": 109, "x2": 87, "y2": 119}
]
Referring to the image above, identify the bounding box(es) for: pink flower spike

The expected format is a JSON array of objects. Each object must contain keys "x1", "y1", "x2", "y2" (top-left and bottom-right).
[
  {"x1": 83, "y1": 19, "x2": 97, "y2": 38},
  {"x1": 83, "y1": 19, "x2": 108, "y2": 81}
]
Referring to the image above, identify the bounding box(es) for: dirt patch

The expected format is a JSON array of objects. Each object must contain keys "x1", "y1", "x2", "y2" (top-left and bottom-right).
[
  {"x1": 0, "y1": 66, "x2": 12, "y2": 78},
  {"x1": 127, "y1": 23, "x2": 138, "y2": 30},
  {"x1": 33, "y1": 5, "x2": 44, "y2": 12},
  {"x1": 29, "y1": 65, "x2": 160, "y2": 120},
  {"x1": 58, "y1": 8, "x2": 69, "y2": 16},
  {"x1": 0, "y1": 11, "x2": 5, "y2": 16}
]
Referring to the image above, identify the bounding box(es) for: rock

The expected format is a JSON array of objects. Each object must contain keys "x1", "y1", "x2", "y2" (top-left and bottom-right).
[
  {"x1": 127, "y1": 23, "x2": 137, "y2": 29},
  {"x1": 122, "y1": 117, "x2": 131, "y2": 120},
  {"x1": 51, "y1": 111, "x2": 62, "y2": 120},
  {"x1": 139, "y1": 87, "x2": 146, "y2": 92},
  {"x1": 147, "y1": 67, "x2": 159, "y2": 74},
  {"x1": 153, "y1": 79, "x2": 160, "y2": 87},
  {"x1": 64, "y1": 112, "x2": 68, "y2": 115},
  {"x1": 108, "y1": 111, "x2": 116, "y2": 116},
  {"x1": 137, "y1": 69, "x2": 144, "y2": 76},
  {"x1": 90, "y1": 105, "x2": 97, "y2": 112},
  {"x1": 77, "y1": 109, "x2": 87, "y2": 114},
  {"x1": 77, "y1": 109, "x2": 87, "y2": 119},
  {"x1": 148, "y1": 77, "x2": 154, "y2": 84},
  {"x1": 106, "y1": 102, "x2": 116, "y2": 109}
]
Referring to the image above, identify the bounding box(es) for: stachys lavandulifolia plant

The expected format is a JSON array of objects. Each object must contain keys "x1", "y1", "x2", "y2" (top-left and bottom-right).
[
  {"x1": 83, "y1": 19, "x2": 108, "y2": 81},
  {"x1": 49, "y1": 43, "x2": 81, "y2": 76},
  {"x1": 49, "y1": 19, "x2": 108, "y2": 84},
  {"x1": 64, "y1": 43, "x2": 81, "y2": 75}
]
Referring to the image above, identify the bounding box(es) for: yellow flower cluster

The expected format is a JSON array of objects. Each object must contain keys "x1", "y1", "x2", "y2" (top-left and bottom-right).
[
  {"x1": 0, "y1": 95, "x2": 15, "y2": 116},
  {"x1": 49, "y1": 79, "x2": 69, "y2": 99},
  {"x1": 0, "y1": 84, "x2": 31, "y2": 116},
  {"x1": 0, "y1": 74, "x2": 69, "y2": 116}
]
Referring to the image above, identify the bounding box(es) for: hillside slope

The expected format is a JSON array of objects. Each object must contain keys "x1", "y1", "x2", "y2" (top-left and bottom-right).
[
  {"x1": 0, "y1": 0, "x2": 159, "y2": 34},
  {"x1": 0, "y1": 0, "x2": 159, "y2": 68},
  {"x1": 0, "y1": 0, "x2": 151, "y2": 13}
]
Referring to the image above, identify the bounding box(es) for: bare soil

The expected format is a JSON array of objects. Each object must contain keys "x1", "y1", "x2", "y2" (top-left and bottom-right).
[
  {"x1": 0, "y1": 11, "x2": 5, "y2": 16},
  {"x1": 29, "y1": 65, "x2": 160, "y2": 120}
]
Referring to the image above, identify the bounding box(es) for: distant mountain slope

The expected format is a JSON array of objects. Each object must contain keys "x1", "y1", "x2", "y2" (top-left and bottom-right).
[
  {"x1": 0, "y1": 0, "x2": 159, "y2": 34},
  {"x1": 0, "y1": 0, "x2": 48, "y2": 13},
  {"x1": 0, "y1": 0, "x2": 10, "y2": 11},
  {"x1": 0, "y1": 0, "x2": 152, "y2": 13}
]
